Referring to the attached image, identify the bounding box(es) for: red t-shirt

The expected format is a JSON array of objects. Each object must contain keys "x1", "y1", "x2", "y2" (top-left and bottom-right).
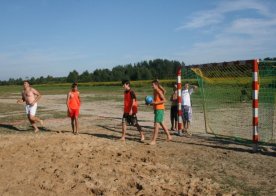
[{"x1": 124, "y1": 89, "x2": 138, "y2": 114}]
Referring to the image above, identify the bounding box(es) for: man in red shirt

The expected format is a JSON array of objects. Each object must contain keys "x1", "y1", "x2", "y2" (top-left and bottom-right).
[{"x1": 121, "y1": 80, "x2": 145, "y2": 142}]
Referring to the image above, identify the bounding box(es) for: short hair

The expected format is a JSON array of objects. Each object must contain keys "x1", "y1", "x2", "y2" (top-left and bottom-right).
[
  {"x1": 23, "y1": 80, "x2": 30, "y2": 85},
  {"x1": 122, "y1": 80, "x2": 130, "y2": 85},
  {"x1": 71, "y1": 82, "x2": 78, "y2": 88}
]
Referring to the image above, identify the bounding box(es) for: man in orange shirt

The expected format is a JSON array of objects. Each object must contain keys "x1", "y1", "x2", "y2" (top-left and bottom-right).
[
  {"x1": 66, "y1": 83, "x2": 81, "y2": 134},
  {"x1": 121, "y1": 80, "x2": 145, "y2": 142}
]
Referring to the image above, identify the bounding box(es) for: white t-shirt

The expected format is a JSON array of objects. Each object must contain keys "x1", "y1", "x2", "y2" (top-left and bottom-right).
[{"x1": 181, "y1": 88, "x2": 194, "y2": 106}]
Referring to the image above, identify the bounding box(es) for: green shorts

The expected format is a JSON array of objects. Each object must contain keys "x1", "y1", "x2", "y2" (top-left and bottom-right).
[{"x1": 154, "y1": 110, "x2": 164, "y2": 123}]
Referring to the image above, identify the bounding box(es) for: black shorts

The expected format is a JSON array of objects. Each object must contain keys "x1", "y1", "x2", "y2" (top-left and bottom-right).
[{"x1": 122, "y1": 113, "x2": 138, "y2": 126}]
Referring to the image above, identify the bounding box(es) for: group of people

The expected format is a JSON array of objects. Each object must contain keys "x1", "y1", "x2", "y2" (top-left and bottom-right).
[
  {"x1": 121, "y1": 79, "x2": 172, "y2": 145},
  {"x1": 17, "y1": 81, "x2": 81, "y2": 134},
  {"x1": 17, "y1": 79, "x2": 197, "y2": 145},
  {"x1": 170, "y1": 82, "x2": 198, "y2": 136}
]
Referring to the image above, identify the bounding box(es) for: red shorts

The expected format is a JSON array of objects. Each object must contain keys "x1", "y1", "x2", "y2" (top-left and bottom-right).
[{"x1": 68, "y1": 109, "x2": 80, "y2": 118}]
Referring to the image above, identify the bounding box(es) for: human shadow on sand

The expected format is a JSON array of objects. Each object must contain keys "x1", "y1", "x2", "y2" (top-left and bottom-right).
[
  {"x1": 97, "y1": 115, "x2": 152, "y2": 123},
  {"x1": 0, "y1": 123, "x2": 51, "y2": 133},
  {"x1": 0, "y1": 123, "x2": 29, "y2": 132},
  {"x1": 80, "y1": 124, "x2": 145, "y2": 143},
  {"x1": 175, "y1": 134, "x2": 276, "y2": 157}
]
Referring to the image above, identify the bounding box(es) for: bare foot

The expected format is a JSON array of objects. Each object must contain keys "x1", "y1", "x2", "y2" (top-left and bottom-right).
[
  {"x1": 167, "y1": 136, "x2": 172, "y2": 142},
  {"x1": 148, "y1": 141, "x2": 156, "y2": 145},
  {"x1": 34, "y1": 129, "x2": 39, "y2": 133},
  {"x1": 120, "y1": 137, "x2": 125, "y2": 141},
  {"x1": 140, "y1": 135, "x2": 145, "y2": 142}
]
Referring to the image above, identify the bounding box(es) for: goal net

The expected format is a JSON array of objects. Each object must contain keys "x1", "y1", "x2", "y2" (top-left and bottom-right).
[{"x1": 183, "y1": 60, "x2": 275, "y2": 143}]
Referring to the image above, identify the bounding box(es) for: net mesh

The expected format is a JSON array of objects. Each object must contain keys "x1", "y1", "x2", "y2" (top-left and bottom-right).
[
  {"x1": 258, "y1": 61, "x2": 276, "y2": 143},
  {"x1": 183, "y1": 60, "x2": 276, "y2": 143}
]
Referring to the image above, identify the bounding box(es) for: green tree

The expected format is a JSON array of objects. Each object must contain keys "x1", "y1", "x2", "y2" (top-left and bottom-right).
[
  {"x1": 67, "y1": 70, "x2": 79, "y2": 83},
  {"x1": 79, "y1": 70, "x2": 91, "y2": 82}
]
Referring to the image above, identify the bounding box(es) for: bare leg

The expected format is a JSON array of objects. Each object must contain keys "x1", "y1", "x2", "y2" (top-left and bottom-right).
[
  {"x1": 135, "y1": 123, "x2": 144, "y2": 141},
  {"x1": 183, "y1": 120, "x2": 188, "y2": 131},
  {"x1": 149, "y1": 123, "x2": 159, "y2": 145},
  {"x1": 160, "y1": 122, "x2": 172, "y2": 141},
  {"x1": 185, "y1": 122, "x2": 192, "y2": 135},
  {"x1": 30, "y1": 115, "x2": 43, "y2": 125},
  {"x1": 186, "y1": 121, "x2": 190, "y2": 131},
  {"x1": 28, "y1": 115, "x2": 40, "y2": 133},
  {"x1": 71, "y1": 118, "x2": 75, "y2": 133},
  {"x1": 121, "y1": 122, "x2": 126, "y2": 140},
  {"x1": 75, "y1": 117, "x2": 79, "y2": 134}
]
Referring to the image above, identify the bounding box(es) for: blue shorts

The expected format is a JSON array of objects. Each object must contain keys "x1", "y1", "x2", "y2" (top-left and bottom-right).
[{"x1": 182, "y1": 105, "x2": 192, "y2": 122}]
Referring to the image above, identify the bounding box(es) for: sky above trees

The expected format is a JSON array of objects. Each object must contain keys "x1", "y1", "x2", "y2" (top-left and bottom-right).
[{"x1": 0, "y1": 0, "x2": 275, "y2": 80}]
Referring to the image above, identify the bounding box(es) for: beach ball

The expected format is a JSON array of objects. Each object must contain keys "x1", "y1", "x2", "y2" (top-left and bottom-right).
[{"x1": 145, "y1": 96, "x2": 153, "y2": 105}]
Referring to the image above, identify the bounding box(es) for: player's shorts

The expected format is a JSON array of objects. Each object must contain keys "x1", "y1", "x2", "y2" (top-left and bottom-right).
[
  {"x1": 122, "y1": 113, "x2": 138, "y2": 126},
  {"x1": 25, "y1": 103, "x2": 37, "y2": 116},
  {"x1": 182, "y1": 105, "x2": 192, "y2": 122},
  {"x1": 68, "y1": 108, "x2": 80, "y2": 118},
  {"x1": 154, "y1": 109, "x2": 164, "y2": 123}
]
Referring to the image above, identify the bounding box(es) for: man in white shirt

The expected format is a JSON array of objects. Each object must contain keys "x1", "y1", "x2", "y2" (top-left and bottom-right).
[{"x1": 181, "y1": 82, "x2": 197, "y2": 135}]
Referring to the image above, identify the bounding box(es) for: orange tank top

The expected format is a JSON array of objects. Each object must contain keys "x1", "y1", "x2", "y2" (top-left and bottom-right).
[
  {"x1": 69, "y1": 91, "x2": 80, "y2": 109},
  {"x1": 154, "y1": 90, "x2": 165, "y2": 110}
]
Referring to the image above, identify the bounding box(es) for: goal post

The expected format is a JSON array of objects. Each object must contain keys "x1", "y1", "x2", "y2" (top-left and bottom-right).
[{"x1": 178, "y1": 59, "x2": 276, "y2": 147}]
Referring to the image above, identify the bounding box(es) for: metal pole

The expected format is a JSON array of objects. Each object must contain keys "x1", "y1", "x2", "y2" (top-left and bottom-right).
[
  {"x1": 177, "y1": 66, "x2": 182, "y2": 135},
  {"x1": 252, "y1": 59, "x2": 259, "y2": 152}
]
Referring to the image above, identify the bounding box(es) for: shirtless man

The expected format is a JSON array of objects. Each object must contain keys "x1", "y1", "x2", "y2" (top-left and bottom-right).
[{"x1": 17, "y1": 80, "x2": 43, "y2": 132}]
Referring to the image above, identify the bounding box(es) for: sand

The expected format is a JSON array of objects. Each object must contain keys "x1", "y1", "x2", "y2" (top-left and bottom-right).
[{"x1": 0, "y1": 94, "x2": 275, "y2": 195}]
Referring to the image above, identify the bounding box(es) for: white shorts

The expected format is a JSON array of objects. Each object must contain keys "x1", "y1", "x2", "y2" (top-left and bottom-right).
[{"x1": 25, "y1": 103, "x2": 38, "y2": 116}]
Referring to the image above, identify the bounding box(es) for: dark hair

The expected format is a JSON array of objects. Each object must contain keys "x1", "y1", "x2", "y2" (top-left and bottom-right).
[
  {"x1": 23, "y1": 80, "x2": 30, "y2": 85},
  {"x1": 71, "y1": 82, "x2": 78, "y2": 88},
  {"x1": 122, "y1": 80, "x2": 130, "y2": 85}
]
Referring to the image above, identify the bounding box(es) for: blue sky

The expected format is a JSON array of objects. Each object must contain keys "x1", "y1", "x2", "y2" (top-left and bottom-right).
[{"x1": 0, "y1": 0, "x2": 275, "y2": 80}]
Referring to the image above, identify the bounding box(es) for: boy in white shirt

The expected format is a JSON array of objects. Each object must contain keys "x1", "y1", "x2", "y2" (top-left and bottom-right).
[{"x1": 180, "y1": 82, "x2": 197, "y2": 135}]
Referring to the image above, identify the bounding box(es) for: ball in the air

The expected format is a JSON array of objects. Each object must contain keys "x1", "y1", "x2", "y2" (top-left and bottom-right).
[{"x1": 145, "y1": 96, "x2": 153, "y2": 105}]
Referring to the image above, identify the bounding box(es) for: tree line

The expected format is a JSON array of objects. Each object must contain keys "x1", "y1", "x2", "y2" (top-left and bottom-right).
[
  {"x1": 0, "y1": 59, "x2": 183, "y2": 85},
  {"x1": 1, "y1": 57, "x2": 275, "y2": 86}
]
